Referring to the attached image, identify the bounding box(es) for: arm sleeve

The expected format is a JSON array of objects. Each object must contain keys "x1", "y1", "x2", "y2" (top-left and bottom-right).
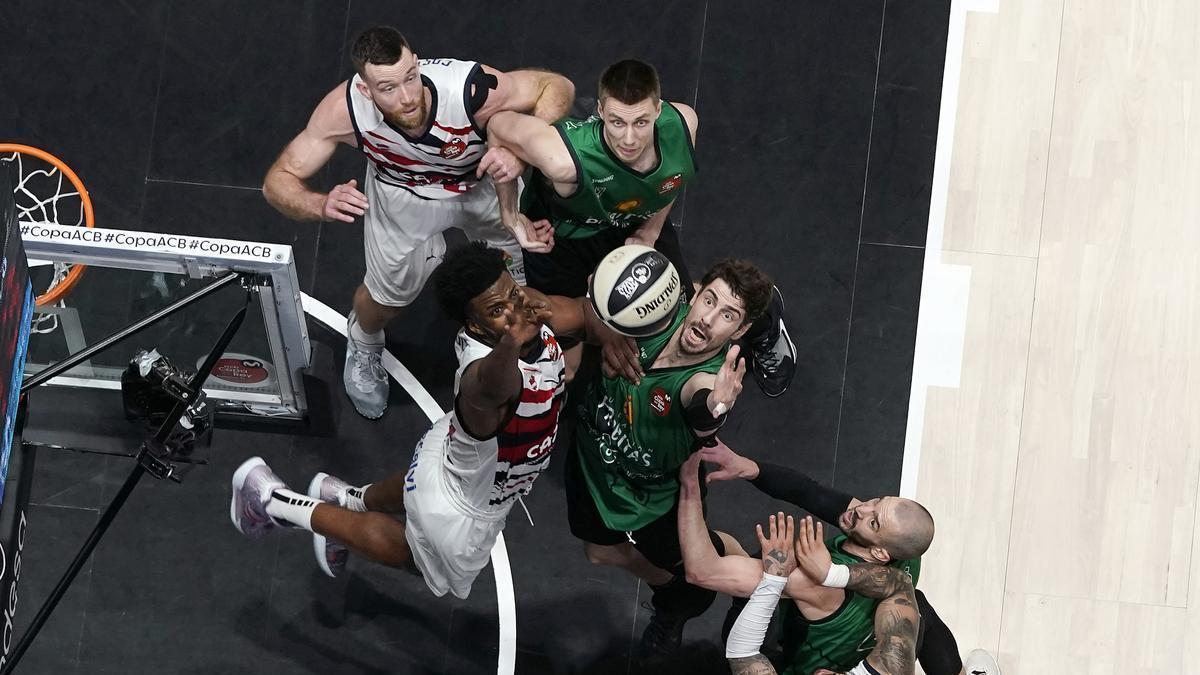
[
  {"x1": 749, "y1": 462, "x2": 855, "y2": 526},
  {"x1": 725, "y1": 573, "x2": 787, "y2": 659}
]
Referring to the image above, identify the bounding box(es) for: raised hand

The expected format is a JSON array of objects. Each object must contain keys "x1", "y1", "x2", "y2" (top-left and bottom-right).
[
  {"x1": 697, "y1": 438, "x2": 760, "y2": 482},
  {"x1": 505, "y1": 213, "x2": 555, "y2": 253},
  {"x1": 710, "y1": 344, "x2": 747, "y2": 416},
  {"x1": 476, "y1": 146, "x2": 526, "y2": 183},
  {"x1": 756, "y1": 512, "x2": 797, "y2": 577},
  {"x1": 501, "y1": 293, "x2": 546, "y2": 347},
  {"x1": 794, "y1": 516, "x2": 834, "y2": 585},
  {"x1": 600, "y1": 335, "x2": 642, "y2": 384},
  {"x1": 323, "y1": 179, "x2": 369, "y2": 223}
]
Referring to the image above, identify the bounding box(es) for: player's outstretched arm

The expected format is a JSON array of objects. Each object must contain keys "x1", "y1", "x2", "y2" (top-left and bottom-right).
[
  {"x1": 678, "y1": 345, "x2": 745, "y2": 439},
  {"x1": 700, "y1": 440, "x2": 857, "y2": 526},
  {"x1": 476, "y1": 66, "x2": 575, "y2": 124},
  {"x1": 486, "y1": 112, "x2": 577, "y2": 184},
  {"x1": 263, "y1": 83, "x2": 363, "y2": 223},
  {"x1": 725, "y1": 514, "x2": 792, "y2": 675},
  {"x1": 677, "y1": 453, "x2": 766, "y2": 597}
]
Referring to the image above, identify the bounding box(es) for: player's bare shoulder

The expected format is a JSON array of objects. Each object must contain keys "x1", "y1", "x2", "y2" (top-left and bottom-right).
[
  {"x1": 668, "y1": 101, "x2": 699, "y2": 144},
  {"x1": 307, "y1": 80, "x2": 358, "y2": 146}
]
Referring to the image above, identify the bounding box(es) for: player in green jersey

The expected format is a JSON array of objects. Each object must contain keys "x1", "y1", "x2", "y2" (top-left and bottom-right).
[
  {"x1": 562, "y1": 257, "x2": 774, "y2": 661},
  {"x1": 687, "y1": 441, "x2": 1000, "y2": 675},
  {"x1": 678, "y1": 450, "x2": 928, "y2": 674},
  {"x1": 724, "y1": 513, "x2": 923, "y2": 675},
  {"x1": 480, "y1": 59, "x2": 797, "y2": 397}
]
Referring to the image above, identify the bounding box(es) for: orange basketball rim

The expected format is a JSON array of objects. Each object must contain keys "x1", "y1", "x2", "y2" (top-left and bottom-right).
[{"x1": 0, "y1": 143, "x2": 95, "y2": 305}]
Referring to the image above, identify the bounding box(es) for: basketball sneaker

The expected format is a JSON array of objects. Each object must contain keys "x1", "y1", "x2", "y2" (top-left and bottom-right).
[
  {"x1": 343, "y1": 311, "x2": 388, "y2": 420},
  {"x1": 307, "y1": 472, "x2": 351, "y2": 578},
  {"x1": 230, "y1": 456, "x2": 288, "y2": 539},
  {"x1": 747, "y1": 285, "x2": 797, "y2": 398},
  {"x1": 964, "y1": 649, "x2": 1002, "y2": 675},
  {"x1": 637, "y1": 601, "x2": 688, "y2": 661}
]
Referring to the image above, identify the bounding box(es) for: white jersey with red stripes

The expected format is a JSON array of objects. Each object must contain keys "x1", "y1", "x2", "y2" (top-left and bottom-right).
[
  {"x1": 435, "y1": 323, "x2": 566, "y2": 520},
  {"x1": 347, "y1": 58, "x2": 488, "y2": 200}
]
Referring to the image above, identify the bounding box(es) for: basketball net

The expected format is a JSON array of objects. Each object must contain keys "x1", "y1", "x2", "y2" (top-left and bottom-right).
[{"x1": 0, "y1": 144, "x2": 95, "y2": 334}]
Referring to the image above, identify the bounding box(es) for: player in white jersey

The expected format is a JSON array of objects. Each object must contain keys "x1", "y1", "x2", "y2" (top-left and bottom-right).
[
  {"x1": 262, "y1": 25, "x2": 574, "y2": 420},
  {"x1": 229, "y1": 242, "x2": 613, "y2": 598}
]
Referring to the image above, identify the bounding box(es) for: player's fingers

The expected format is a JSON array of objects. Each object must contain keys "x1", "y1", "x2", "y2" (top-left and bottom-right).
[
  {"x1": 347, "y1": 179, "x2": 357, "y2": 188},
  {"x1": 768, "y1": 514, "x2": 777, "y2": 540},
  {"x1": 815, "y1": 521, "x2": 823, "y2": 542},
  {"x1": 785, "y1": 515, "x2": 795, "y2": 545},
  {"x1": 726, "y1": 344, "x2": 742, "y2": 366},
  {"x1": 756, "y1": 523, "x2": 766, "y2": 545}
]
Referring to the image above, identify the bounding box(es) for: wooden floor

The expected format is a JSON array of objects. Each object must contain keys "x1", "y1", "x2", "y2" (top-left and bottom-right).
[{"x1": 907, "y1": 0, "x2": 1200, "y2": 672}]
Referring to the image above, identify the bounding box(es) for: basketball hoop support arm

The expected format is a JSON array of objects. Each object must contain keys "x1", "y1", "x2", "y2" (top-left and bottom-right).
[
  {"x1": 21, "y1": 271, "x2": 244, "y2": 393},
  {"x1": 1, "y1": 274, "x2": 251, "y2": 674}
]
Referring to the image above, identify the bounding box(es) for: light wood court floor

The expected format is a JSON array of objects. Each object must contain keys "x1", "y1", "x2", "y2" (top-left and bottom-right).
[{"x1": 907, "y1": 0, "x2": 1200, "y2": 672}]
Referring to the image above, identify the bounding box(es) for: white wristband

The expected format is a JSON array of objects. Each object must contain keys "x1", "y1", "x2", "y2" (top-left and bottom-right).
[{"x1": 822, "y1": 563, "x2": 850, "y2": 588}]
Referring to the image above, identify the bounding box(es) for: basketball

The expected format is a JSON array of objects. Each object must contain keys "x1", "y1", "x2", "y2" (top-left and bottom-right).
[{"x1": 588, "y1": 244, "x2": 682, "y2": 338}]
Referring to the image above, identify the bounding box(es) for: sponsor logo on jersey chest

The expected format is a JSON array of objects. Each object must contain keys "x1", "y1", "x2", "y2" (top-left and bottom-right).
[
  {"x1": 441, "y1": 138, "x2": 467, "y2": 159},
  {"x1": 649, "y1": 387, "x2": 671, "y2": 416},
  {"x1": 658, "y1": 173, "x2": 683, "y2": 194}
]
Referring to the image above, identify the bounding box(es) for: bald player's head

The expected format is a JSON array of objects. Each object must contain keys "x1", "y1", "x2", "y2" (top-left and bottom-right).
[{"x1": 837, "y1": 496, "x2": 935, "y2": 563}]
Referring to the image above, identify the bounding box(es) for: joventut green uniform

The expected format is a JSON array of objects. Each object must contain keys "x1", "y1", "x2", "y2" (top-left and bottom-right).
[
  {"x1": 781, "y1": 535, "x2": 923, "y2": 675},
  {"x1": 575, "y1": 302, "x2": 724, "y2": 531},
  {"x1": 521, "y1": 102, "x2": 697, "y2": 240}
]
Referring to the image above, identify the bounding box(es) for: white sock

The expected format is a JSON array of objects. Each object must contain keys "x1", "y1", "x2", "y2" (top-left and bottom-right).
[
  {"x1": 349, "y1": 317, "x2": 385, "y2": 347},
  {"x1": 266, "y1": 488, "x2": 319, "y2": 531},
  {"x1": 341, "y1": 484, "x2": 371, "y2": 512}
]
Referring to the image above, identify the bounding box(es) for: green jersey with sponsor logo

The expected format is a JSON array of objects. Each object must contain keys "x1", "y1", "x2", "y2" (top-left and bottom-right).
[
  {"x1": 521, "y1": 102, "x2": 697, "y2": 240},
  {"x1": 781, "y1": 535, "x2": 922, "y2": 675},
  {"x1": 575, "y1": 302, "x2": 725, "y2": 531}
]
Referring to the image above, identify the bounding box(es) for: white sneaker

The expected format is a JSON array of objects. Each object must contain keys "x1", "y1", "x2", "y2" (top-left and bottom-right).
[
  {"x1": 343, "y1": 312, "x2": 388, "y2": 419},
  {"x1": 307, "y1": 472, "x2": 350, "y2": 578},
  {"x1": 964, "y1": 649, "x2": 1001, "y2": 675},
  {"x1": 230, "y1": 457, "x2": 287, "y2": 539}
]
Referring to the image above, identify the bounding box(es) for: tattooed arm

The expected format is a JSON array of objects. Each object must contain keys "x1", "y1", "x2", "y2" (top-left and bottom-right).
[
  {"x1": 844, "y1": 563, "x2": 916, "y2": 600},
  {"x1": 728, "y1": 654, "x2": 777, "y2": 675},
  {"x1": 863, "y1": 578, "x2": 920, "y2": 675}
]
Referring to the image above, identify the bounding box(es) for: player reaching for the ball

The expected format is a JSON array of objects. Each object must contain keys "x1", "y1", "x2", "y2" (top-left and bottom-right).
[
  {"x1": 229, "y1": 242, "x2": 614, "y2": 599},
  {"x1": 565, "y1": 251, "x2": 775, "y2": 662}
]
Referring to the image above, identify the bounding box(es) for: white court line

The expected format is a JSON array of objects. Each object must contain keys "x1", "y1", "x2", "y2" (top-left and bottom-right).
[
  {"x1": 301, "y1": 294, "x2": 517, "y2": 675},
  {"x1": 899, "y1": 0, "x2": 1000, "y2": 498}
]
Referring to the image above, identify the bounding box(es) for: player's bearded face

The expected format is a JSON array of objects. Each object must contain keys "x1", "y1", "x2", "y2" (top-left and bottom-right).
[
  {"x1": 678, "y1": 280, "x2": 749, "y2": 355},
  {"x1": 362, "y1": 56, "x2": 428, "y2": 131}
]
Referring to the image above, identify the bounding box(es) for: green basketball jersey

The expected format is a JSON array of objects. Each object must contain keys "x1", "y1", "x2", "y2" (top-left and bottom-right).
[
  {"x1": 781, "y1": 536, "x2": 923, "y2": 675},
  {"x1": 521, "y1": 102, "x2": 697, "y2": 240},
  {"x1": 575, "y1": 302, "x2": 725, "y2": 531}
]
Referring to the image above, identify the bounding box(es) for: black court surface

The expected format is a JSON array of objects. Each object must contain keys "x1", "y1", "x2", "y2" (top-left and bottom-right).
[{"x1": 1, "y1": 1, "x2": 950, "y2": 673}]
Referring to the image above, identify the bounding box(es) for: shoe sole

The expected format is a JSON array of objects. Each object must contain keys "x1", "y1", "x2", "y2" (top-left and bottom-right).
[
  {"x1": 307, "y1": 472, "x2": 338, "y2": 578},
  {"x1": 230, "y1": 456, "x2": 268, "y2": 536}
]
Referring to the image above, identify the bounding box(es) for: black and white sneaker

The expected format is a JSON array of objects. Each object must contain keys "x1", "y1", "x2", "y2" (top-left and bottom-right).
[{"x1": 748, "y1": 285, "x2": 797, "y2": 398}]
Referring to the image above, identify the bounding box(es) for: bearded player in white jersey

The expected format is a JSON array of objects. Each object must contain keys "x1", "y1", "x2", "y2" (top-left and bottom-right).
[
  {"x1": 230, "y1": 242, "x2": 612, "y2": 597},
  {"x1": 262, "y1": 25, "x2": 574, "y2": 420}
]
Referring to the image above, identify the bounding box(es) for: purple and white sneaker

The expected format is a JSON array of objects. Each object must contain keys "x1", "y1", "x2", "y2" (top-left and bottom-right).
[
  {"x1": 308, "y1": 472, "x2": 350, "y2": 577},
  {"x1": 230, "y1": 456, "x2": 287, "y2": 539}
]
